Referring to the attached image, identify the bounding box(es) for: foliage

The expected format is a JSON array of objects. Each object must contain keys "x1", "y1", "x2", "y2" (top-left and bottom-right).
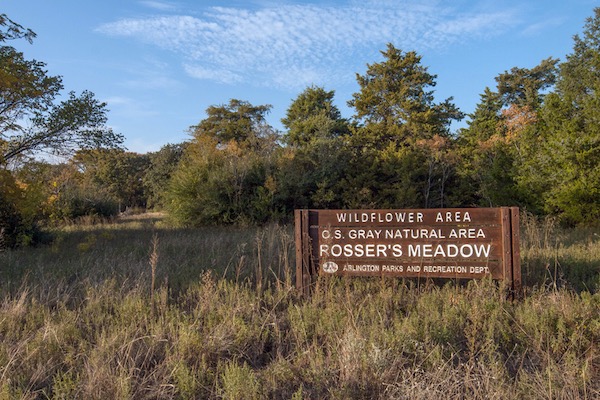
[
  {"x1": 275, "y1": 135, "x2": 351, "y2": 211},
  {"x1": 281, "y1": 85, "x2": 349, "y2": 146},
  {"x1": 276, "y1": 86, "x2": 351, "y2": 212},
  {"x1": 193, "y1": 98, "x2": 275, "y2": 146},
  {"x1": 343, "y1": 44, "x2": 463, "y2": 209},
  {"x1": 0, "y1": 21, "x2": 123, "y2": 164},
  {"x1": 167, "y1": 100, "x2": 280, "y2": 226},
  {"x1": 456, "y1": 59, "x2": 559, "y2": 210},
  {"x1": 533, "y1": 8, "x2": 600, "y2": 225},
  {"x1": 495, "y1": 57, "x2": 559, "y2": 109},
  {"x1": 0, "y1": 13, "x2": 124, "y2": 246},
  {"x1": 0, "y1": 169, "x2": 26, "y2": 248},
  {"x1": 349, "y1": 43, "x2": 463, "y2": 146},
  {"x1": 4, "y1": 7, "x2": 600, "y2": 237},
  {"x1": 73, "y1": 149, "x2": 150, "y2": 211},
  {"x1": 143, "y1": 143, "x2": 186, "y2": 210}
]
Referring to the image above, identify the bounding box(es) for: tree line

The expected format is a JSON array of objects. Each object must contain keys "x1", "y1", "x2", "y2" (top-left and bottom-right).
[{"x1": 1, "y1": 9, "x2": 600, "y2": 247}]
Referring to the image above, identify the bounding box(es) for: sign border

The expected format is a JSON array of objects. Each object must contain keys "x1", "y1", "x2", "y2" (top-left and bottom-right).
[{"x1": 295, "y1": 207, "x2": 521, "y2": 297}]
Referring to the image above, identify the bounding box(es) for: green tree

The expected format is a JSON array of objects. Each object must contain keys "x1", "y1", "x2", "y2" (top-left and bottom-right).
[
  {"x1": 44, "y1": 162, "x2": 118, "y2": 221},
  {"x1": 456, "y1": 88, "x2": 511, "y2": 206},
  {"x1": 194, "y1": 99, "x2": 274, "y2": 147},
  {"x1": 535, "y1": 8, "x2": 600, "y2": 224},
  {"x1": 495, "y1": 57, "x2": 559, "y2": 109},
  {"x1": 345, "y1": 44, "x2": 463, "y2": 208},
  {"x1": 0, "y1": 14, "x2": 122, "y2": 245},
  {"x1": 73, "y1": 149, "x2": 150, "y2": 212},
  {"x1": 275, "y1": 86, "x2": 350, "y2": 212},
  {"x1": 168, "y1": 101, "x2": 279, "y2": 225},
  {"x1": 349, "y1": 43, "x2": 462, "y2": 147},
  {"x1": 281, "y1": 85, "x2": 349, "y2": 146},
  {"x1": 0, "y1": 14, "x2": 123, "y2": 165},
  {"x1": 456, "y1": 56, "x2": 559, "y2": 210},
  {"x1": 0, "y1": 169, "x2": 27, "y2": 248},
  {"x1": 143, "y1": 143, "x2": 186, "y2": 210}
]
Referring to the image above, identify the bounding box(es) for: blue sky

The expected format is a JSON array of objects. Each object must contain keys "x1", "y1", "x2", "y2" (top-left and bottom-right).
[{"x1": 3, "y1": 0, "x2": 597, "y2": 153}]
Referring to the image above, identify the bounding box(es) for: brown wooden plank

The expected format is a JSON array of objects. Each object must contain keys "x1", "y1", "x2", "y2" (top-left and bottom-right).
[
  {"x1": 297, "y1": 207, "x2": 518, "y2": 288},
  {"x1": 501, "y1": 208, "x2": 513, "y2": 285},
  {"x1": 294, "y1": 210, "x2": 303, "y2": 292},
  {"x1": 301, "y1": 210, "x2": 311, "y2": 296},
  {"x1": 511, "y1": 207, "x2": 522, "y2": 295}
]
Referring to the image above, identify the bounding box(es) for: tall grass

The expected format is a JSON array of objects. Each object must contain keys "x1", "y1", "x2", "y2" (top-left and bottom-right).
[
  {"x1": 0, "y1": 213, "x2": 597, "y2": 399},
  {"x1": 520, "y1": 212, "x2": 600, "y2": 292}
]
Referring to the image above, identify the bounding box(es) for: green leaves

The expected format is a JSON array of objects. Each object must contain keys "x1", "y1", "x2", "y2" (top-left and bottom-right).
[
  {"x1": 0, "y1": 16, "x2": 123, "y2": 165},
  {"x1": 282, "y1": 86, "x2": 348, "y2": 147}
]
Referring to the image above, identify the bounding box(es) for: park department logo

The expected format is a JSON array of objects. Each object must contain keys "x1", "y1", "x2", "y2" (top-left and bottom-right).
[{"x1": 322, "y1": 261, "x2": 339, "y2": 274}]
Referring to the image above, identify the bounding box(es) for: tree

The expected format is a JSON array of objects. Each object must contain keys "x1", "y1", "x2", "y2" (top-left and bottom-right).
[
  {"x1": 456, "y1": 88, "x2": 510, "y2": 206},
  {"x1": 275, "y1": 86, "x2": 351, "y2": 212},
  {"x1": 456, "y1": 56, "x2": 559, "y2": 210},
  {"x1": 495, "y1": 58, "x2": 559, "y2": 109},
  {"x1": 143, "y1": 143, "x2": 186, "y2": 210},
  {"x1": 281, "y1": 85, "x2": 349, "y2": 146},
  {"x1": 0, "y1": 14, "x2": 35, "y2": 43},
  {"x1": 168, "y1": 100, "x2": 280, "y2": 225},
  {"x1": 192, "y1": 99, "x2": 274, "y2": 147},
  {"x1": 0, "y1": 169, "x2": 27, "y2": 248},
  {"x1": 0, "y1": 14, "x2": 123, "y2": 165},
  {"x1": 535, "y1": 8, "x2": 600, "y2": 224},
  {"x1": 344, "y1": 44, "x2": 463, "y2": 208},
  {"x1": 73, "y1": 149, "x2": 150, "y2": 211},
  {"x1": 349, "y1": 43, "x2": 463, "y2": 147}
]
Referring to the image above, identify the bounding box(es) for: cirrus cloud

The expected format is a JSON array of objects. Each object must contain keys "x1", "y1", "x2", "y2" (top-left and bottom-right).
[{"x1": 97, "y1": 0, "x2": 518, "y2": 90}]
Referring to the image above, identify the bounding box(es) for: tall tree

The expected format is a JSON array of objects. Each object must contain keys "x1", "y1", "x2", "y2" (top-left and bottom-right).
[
  {"x1": 169, "y1": 100, "x2": 280, "y2": 225},
  {"x1": 535, "y1": 7, "x2": 600, "y2": 224},
  {"x1": 349, "y1": 43, "x2": 462, "y2": 147},
  {"x1": 344, "y1": 44, "x2": 463, "y2": 208},
  {"x1": 275, "y1": 86, "x2": 350, "y2": 212},
  {"x1": 0, "y1": 14, "x2": 123, "y2": 165},
  {"x1": 192, "y1": 99, "x2": 274, "y2": 147},
  {"x1": 457, "y1": 56, "x2": 559, "y2": 210},
  {"x1": 281, "y1": 85, "x2": 349, "y2": 146},
  {"x1": 143, "y1": 143, "x2": 186, "y2": 210},
  {"x1": 495, "y1": 57, "x2": 559, "y2": 109},
  {"x1": 73, "y1": 149, "x2": 150, "y2": 211}
]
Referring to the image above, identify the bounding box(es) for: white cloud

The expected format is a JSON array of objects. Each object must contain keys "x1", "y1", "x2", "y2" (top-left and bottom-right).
[
  {"x1": 183, "y1": 64, "x2": 242, "y2": 84},
  {"x1": 97, "y1": 1, "x2": 518, "y2": 90}
]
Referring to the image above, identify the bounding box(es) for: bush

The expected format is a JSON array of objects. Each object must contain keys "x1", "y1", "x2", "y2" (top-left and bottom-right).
[
  {"x1": 50, "y1": 185, "x2": 119, "y2": 222},
  {"x1": 0, "y1": 170, "x2": 34, "y2": 248}
]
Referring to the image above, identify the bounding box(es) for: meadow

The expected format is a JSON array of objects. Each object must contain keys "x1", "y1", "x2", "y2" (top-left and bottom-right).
[{"x1": 0, "y1": 213, "x2": 597, "y2": 399}]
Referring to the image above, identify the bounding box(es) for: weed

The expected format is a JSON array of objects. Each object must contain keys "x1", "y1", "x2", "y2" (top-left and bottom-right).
[{"x1": 0, "y1": 214, "x2": 597, "y2": 399}]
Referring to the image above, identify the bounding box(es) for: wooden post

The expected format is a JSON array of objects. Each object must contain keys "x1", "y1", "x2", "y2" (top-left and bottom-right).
[
  {"x1": 501, "y1": 207, "x2": 514, "y2": 290},
  {"x1": 295, "y1": 210, "x2": 303, "y2": 293},
  {"x1": 510, "y1": 207, "x2": 522, "y2": 297},
  {"x1": 295, "y1": 210, "x2": 311, "y2": 295}
]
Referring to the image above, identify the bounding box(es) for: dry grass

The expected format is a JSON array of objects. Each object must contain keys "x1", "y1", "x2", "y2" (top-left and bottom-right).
[{"x1": 0, "y1": 213, "x2": 597, "y2": 399}]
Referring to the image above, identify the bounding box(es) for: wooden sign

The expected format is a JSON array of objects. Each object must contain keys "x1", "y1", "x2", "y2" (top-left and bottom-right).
[{"x1": 295, "y1": 208, "x2": 520, "y2": 294}]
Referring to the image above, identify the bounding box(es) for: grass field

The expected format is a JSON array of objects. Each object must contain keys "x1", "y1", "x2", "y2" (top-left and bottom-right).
[{"x1": 0, "y1": 213, "x2": 598, "y2": 399}]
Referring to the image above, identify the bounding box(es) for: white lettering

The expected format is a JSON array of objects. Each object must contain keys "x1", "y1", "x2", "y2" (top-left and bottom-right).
[
  {"x1": 405, "y1": 244, "x2": 491, "y2": 259},
  {"x1": 436, "y1": 211, "x2": 472, "y2": 222}
]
